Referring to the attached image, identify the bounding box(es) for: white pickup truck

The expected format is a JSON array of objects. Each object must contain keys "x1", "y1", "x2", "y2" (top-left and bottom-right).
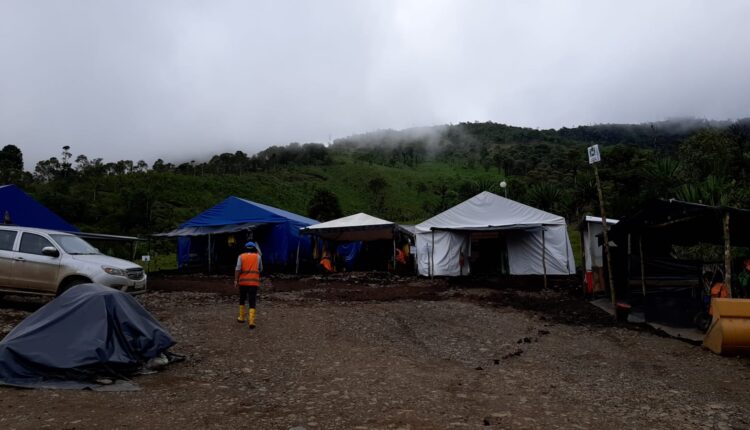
[{"x1": 0, "y1": 226, "x2": 146, "y2": 296}]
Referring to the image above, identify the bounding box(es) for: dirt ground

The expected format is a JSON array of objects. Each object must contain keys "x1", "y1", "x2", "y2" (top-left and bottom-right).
[{"x1": 1, "y1": 273, "x2": 749, "y2": 430}]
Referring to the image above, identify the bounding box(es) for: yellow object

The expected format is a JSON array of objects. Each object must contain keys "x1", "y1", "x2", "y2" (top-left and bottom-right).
[
  {"x1": 703, "y1": 298, "x2": 750, "y2": 355},
  {"x1": 248, "y1": 308, "x2": 256, "y2": 329},
  {"x1": 237, "y1": 305, "x2": 246, "y2": 323}
]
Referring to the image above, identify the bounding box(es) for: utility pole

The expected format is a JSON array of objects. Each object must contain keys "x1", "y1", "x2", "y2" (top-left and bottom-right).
[{"x1": 588, "y1": 144, "x2": 616, "y2": 307}]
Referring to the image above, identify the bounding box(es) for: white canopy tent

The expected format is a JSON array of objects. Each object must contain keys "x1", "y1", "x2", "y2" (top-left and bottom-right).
[
  {"x1": 297, "y1": 213, "x2": 415, "y2": 273},
  {"x1": 415, "y1": 191, "x2": 575, "y2": 277},
  {"x1": 300, "y1": 212, "x2": 395, "y2": 241}
]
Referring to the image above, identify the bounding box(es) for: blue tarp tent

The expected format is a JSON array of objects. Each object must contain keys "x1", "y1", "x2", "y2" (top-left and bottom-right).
[
  {"x1": 0, "y1": 184, "x2": 78, "y2": 232},
  {"x1": 156, "y1": 196, "x2": 318, "y2": 270}
]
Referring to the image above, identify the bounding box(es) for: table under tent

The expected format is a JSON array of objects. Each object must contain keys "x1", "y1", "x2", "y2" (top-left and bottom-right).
[
  {"x1": 415, "y1": 192, "x2": 575, "y2": 286},
  {"x1": 154, "y1": 196, "x2": 318, "y2": 274},
  {"x1": 298, "y1": 213, "x2": 415, "y2": 273}
]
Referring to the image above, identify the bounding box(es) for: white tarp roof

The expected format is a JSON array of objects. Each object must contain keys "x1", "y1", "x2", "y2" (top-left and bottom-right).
[
  {"x1": 415, "y1": 192, "x2": 575, "y2": 276},
  {"x1": 300, "y1": 213, "x2": 395, "y2": 241},
  {"x1": 416, "y1": 191, "x2": 565, "y2": 233}
]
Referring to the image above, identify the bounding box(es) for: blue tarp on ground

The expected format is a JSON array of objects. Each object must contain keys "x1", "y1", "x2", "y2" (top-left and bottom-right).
[
  {"x1": 0, "y1": 284, "x2": 175, "y2": 389},
  {"x1": 0, "y1": 184, "x2": 78, "y2": 232},
  {"x1": 175, "y1": 196, "x2": 318, "y2": 268}
]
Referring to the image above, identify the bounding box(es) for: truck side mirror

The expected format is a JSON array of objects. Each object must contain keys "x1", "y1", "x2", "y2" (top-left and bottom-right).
[{"x1": 41, "y1": 246, "x2": 60, "y2": 258}]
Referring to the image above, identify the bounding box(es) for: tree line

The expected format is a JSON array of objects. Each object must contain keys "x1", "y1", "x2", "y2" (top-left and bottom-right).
[{"x1": 0, "y1": 119, "x2": 748, "y2": 238}]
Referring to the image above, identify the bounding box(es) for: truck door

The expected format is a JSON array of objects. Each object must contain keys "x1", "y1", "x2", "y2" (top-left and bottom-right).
[
  {"x1": 0, "y1": 229, "x2": 18, "y2": 288},
  {"x1": 14, "y1": 232, "x2": 61, "y2": 294}
]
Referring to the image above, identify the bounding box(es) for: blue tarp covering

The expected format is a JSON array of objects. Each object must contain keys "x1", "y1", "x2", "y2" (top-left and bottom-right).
[
  {"x1": 0, "y1": 184, "x2": 78, "y2": 232},
  {"x1": 336, "y1": 241, "x2": 363, "y2": 271},
  {"x1": 0, "y1": 284, "x2": 175, "y2": 389},
  {"x1": 176, "y1": 197, "x2": 318, "y2": 268}
]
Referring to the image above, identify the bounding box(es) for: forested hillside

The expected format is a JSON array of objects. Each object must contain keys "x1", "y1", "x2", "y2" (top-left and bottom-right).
[{"x1": 2, "y1": 119, "x2": 749, "y2": 238}]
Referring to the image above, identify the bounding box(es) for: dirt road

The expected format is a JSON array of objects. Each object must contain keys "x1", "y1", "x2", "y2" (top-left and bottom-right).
[{"x1": 1, "y1": 274, "x2": 749, "y2": 429}]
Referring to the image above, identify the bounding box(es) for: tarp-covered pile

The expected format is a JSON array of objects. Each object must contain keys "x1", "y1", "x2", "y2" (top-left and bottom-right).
[{"x1": 0, "y1": 284, "x2": 177, "y2": 390}]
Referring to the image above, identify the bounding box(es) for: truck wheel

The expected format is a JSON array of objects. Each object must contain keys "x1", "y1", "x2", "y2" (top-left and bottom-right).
[{"x1": 57, "y1": 278, "x2": 89, "y2": 296}]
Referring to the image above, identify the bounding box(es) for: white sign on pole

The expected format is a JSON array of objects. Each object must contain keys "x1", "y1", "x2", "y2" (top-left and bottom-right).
[
  {"x1": 587, "y1": 144, "x2": 601, "y2": 164},
  {"x1": 141, "y1": 255, "x2": 151, "y2": 262}
]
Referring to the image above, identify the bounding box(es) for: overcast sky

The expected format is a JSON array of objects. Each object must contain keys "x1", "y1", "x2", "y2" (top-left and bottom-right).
[{"x1": 1, "y1": 0, "x2": 749, "y2": 169}]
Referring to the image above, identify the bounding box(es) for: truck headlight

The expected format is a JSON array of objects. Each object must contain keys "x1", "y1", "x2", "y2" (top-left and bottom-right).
[{"x1": 102, "y1": 266, "x2": 126, "y2": 277}]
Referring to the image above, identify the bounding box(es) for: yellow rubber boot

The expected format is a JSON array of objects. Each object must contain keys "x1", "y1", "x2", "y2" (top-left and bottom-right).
[
  {"x1": 248, "y1": 308, "x2": 256, "y2": 329},
  {"x1": 237, "y1": 305, "x2": 246, "y2": 323}
]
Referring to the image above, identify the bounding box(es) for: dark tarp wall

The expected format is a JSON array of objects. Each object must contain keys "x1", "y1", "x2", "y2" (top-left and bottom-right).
[
  {"x1": 0, "y1": 284, "x2": 175, "y2": 389},
  {"x1": 0, "y1": 184, "x2": 78, "y2": 232}
]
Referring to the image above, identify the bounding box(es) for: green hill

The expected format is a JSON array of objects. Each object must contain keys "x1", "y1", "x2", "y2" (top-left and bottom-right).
[{"x1": 2, "y1": 119, "x2": 748, "y2": 242}]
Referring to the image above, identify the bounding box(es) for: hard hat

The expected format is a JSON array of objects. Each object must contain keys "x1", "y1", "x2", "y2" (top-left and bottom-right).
[{"x1": 244, "y1": 241, "x2": 257, "y2": 249}]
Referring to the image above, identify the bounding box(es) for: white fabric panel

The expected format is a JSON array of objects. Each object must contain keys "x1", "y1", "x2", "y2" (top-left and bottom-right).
[
  {"x1": 581, "y1": 218, "x2": 617, "y2": 270},
  {"x1": 416, "y1": 231, "x2": 470, "y2": 276},
  {"x1": 582, "y1": 225, "x2": 593, "y2": 271},
  {"x1": 507, "y1": 226, "x2": 574, "y2": 275}
]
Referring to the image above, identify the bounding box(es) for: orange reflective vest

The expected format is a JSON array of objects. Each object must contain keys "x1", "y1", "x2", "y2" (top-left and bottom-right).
[
  {"x1": 395, "y1": 248, "x2": 407, "y2": 265},
  {"x1": 320, "y1": 251, "x2": 334, "y2": 273},
  {"x1": 238, "y1": 253, "x2": 261, "y2": 287},
  {"x1": 709, "y1": 282, "x2": 729, "y2": 315}
]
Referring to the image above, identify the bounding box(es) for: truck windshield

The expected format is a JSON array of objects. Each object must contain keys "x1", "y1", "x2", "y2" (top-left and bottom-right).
[{"x1": 50, "y1": 234, "x2": 100, "y2": 255}]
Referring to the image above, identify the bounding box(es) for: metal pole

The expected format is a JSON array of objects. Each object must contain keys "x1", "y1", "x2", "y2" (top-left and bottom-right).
[
  {"x1": 593, "y1": 164, "x2": 615, "y2": 306},
  {"x1": 431, "y1": 230, "x2": 435, "y2": 279},
  {"x1": 542, "y1": 229, "x2": 547, "y2": 289}
]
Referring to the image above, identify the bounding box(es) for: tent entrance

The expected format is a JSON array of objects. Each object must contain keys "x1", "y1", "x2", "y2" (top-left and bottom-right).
[
  {"x1": 178, "y1": 225, "x2": 271, "y2": 274},
  {"x1": 469, "y1": 232, "x2": 509, "y2": 275}
]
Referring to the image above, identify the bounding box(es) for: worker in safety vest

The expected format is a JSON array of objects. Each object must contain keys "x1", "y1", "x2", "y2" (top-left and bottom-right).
[
  {"x1": 708, "y1": 272, "x2": 729, "y2": 316},
  {"x1": 319, "y1": 247, "x2": 335, "y2": 273},
  {"x1": 234, "y1": 241, "x2": 263, "y2": 329}
]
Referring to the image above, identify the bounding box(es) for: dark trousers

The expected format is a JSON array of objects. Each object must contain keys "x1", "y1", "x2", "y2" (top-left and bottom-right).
[{"x1": 239, "y1": 286, "x2": 259, "y2": 308}]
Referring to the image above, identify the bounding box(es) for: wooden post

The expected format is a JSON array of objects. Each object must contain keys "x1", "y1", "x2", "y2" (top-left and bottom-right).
[
  {"x1": 723, "y1": 211, "x2": 733, "y2": 297},
  {"x1": 593, "y1": 164, "x2": 615, "y2": 306},
  {"x1": 639, "y1": 235, "x2": 646, "y2": 297}
]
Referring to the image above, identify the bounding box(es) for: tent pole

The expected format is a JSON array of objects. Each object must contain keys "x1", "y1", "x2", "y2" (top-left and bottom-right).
[
  {"x1": 564, "y1": 230, "x2": 571, "y2": 275},
  {"x1": 392, "y1": 237, "x2": 396, "y2": 273},
  {"x1": 431, "y1": 230, "x2": 435, "y2": 279},
  {"x1": 627, "y1": 233, "x2": 631, "y2": 281},
  {"x1": 295, "y1": 239, "x2": 301, "y2": 275},
  {"x1": 542, "y1": 229, "x2": 547, "y2": 289},
  {"x1": 207, "y1": 234, "x2": 212, "y2": 274},
  {"x1": 639, "y1": 235, "x2": 646, "y2": 297}
]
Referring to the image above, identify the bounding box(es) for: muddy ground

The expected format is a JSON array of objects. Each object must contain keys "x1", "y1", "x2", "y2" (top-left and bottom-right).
[{"x1": 0, "y1": 274, "x2": 749, "y2": 429}]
